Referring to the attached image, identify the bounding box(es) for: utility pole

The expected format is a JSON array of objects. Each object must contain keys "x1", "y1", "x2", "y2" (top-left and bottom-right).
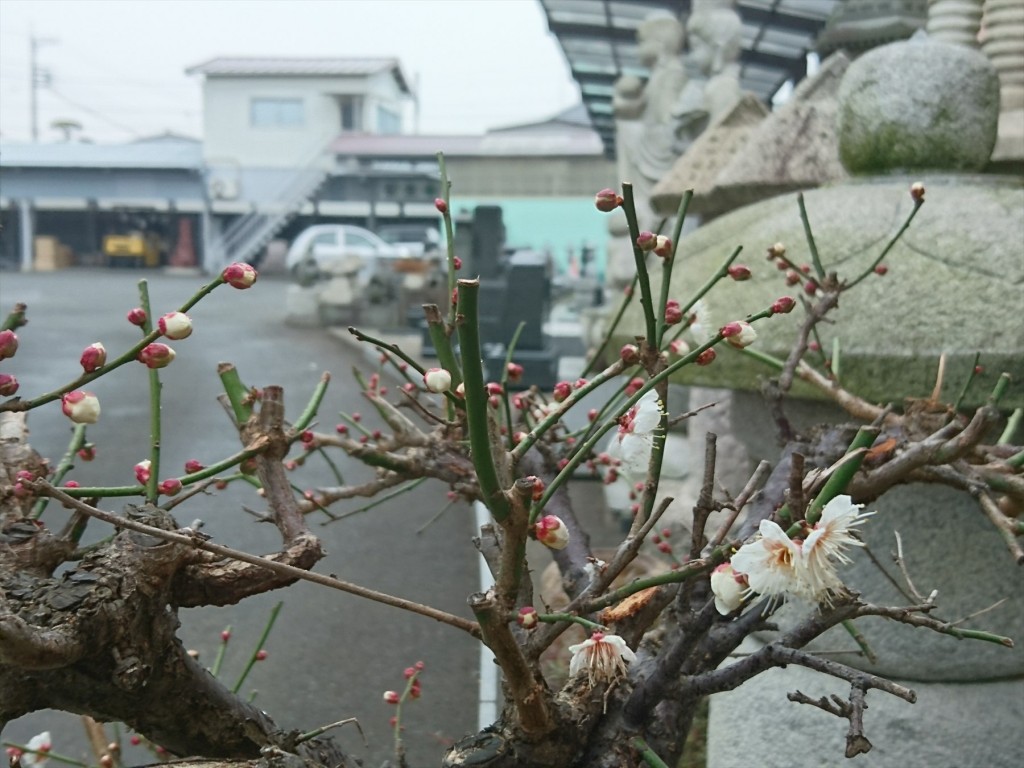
[{"x1": 30, "y1": 32, "x2": 57, "y2": 142}]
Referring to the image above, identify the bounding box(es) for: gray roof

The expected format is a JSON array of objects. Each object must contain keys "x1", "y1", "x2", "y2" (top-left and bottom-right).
[
  {"x1": 0, "y1": 140, "x2": 203, "y2": 169},
  {"x1": 330, "y1": 126, "x2": 604, "y2": 159},
  {"x1": 539, "y1": 0, "x2": 842, "y2": 157},
  {"x1": 186, "y1": 56, "x2": 411, "y2": 93}
]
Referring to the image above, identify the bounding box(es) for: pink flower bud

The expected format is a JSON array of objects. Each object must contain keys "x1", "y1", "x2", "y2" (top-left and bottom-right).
[
  {"x1": 453, "y1": 255, "x2": 462, "y2": 270},
  {"x1": 727, "y1": 265, "x2": 752, "y2": 281},
  {"x1": 184, "y1": 459, "x2": 205, "y2": 474},
  {"x1": 486, "y1": 382, "x2": 504, "y2": 396},
  {"x1": 619, "y1": 344, "x2": 639, "y2": 364},
  {"x1": 137, "y1": 343, "x2": 175, "y2": 369},
  {"x1": 336, "y1": 423, "x2": 349, "y2": 434},
  {"x1": 625, "y1": 376, "x2": 644, "y2": 397},
  {"x1": 300, "y1": 430, "x2": 315, "y2": 443},
  {"x1": 668, "y1": 339, "x2": 690, "y2": 357},
  {"x1": 506, "y1": 362, "x2": 524, "y2": 382},
  {"x1": 455, "y1": 382, "x2": 465, "y2": 398},
  {"x1": 126, "y1": 307, "x2": 148, "y2": 326},
  {"x1": 158, "y1": 478, "x2": 182, "y2": 496},
  {"x1": 517, "y1": 606, "x2": 539, "y2": 629},
  {"x1": 61, "y1": 390, "x2": 101, "y2": 424},
  {"x1": 78, "y1": 445, "x2": 96, "y2": 461},
  {"x1": 255, "y1": 649, "x2": 268, "y2": 661},
  {"x1": 776, "y1": 259, "x2": 788, "y2": 271},
  {"x1": 594, "y1": 188, "x2": 621, "y2": 212},
  {"x1": 221, "y1": 629, "x2": 231, "y2": 642},
  {"x1": 423, "y1": 367, "x2": 452, "y2": 393},
  {"x1": 0, "y1": 373, "x2": 18, "y2": 396},
  {"x1": 0, "y1": 329, "x2": 18, "y2": 360},
  {"x1": 552, "y1": 381, "x2": 572, "y2": 402},
  {"x1": 383, "y1": 690, "x2": 401, "y2": 704},
  {"x1": 771, "y1": 296, "x2": 796, "y2": 314},
  {"x1": 222, "y1": 262, "x2": 258, "y2": 289},
  {"x1": 636, "y1": 231, "x2": 657, "y2": 252},
  {"x1": 653, "y1": 235, "x2": 672, "y2": 259},
  {"x1": 158, "y1": 312, "x2": 193, "y2": 340},
  {"x1": 720, "y1": 321, "x2": 742, "y2": 338},
  {"x1": 434, "y1": 198, "x2": 448, "y2": 214},
  {"x1": 723, "y1": 321, "x2": 757, "y2": 349},
  {"x1": 804, "y1": 280, "x2": 817, "y2": 296},
  {"x1": 488, "y1": 394, "x2": 500, "y2": 409},
  {"x1": 910, "y1": 181, "x2": 925, "y2": 203},
  {"x1": 785, "y1": 270, "x2": 801, "y2": 286},
  {"x1": 874, "y1": 264, "x2": 888, "y2": 276},
  {"x1": 534, "y1": 514, "x2": 570, "y2": 550},
  {"x1": 664, "y1": 300, "x2": 683, "y2": 325},
  {"x1": 80, "y1": 342, "x2": 107, "y2": 373},
  {"x1": 134, "y1": 460, "x2": 152, "y2": 485},
  {"x1": 588, "y1": 408, "x2": 598, "y2": 421},
  {"x1": 530, "y1": 476, "x2": 545, "y2": 501},
  {"x1": 696, "y1": 348, "x2": 716, "y2": 366},
  {"x1": 63, "y1": 480, "x2": 80, "y2": 489}
]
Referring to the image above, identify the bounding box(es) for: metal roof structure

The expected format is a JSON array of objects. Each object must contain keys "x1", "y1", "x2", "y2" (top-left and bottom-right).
[
  {"x1": 185, "y1": 57, "x2": 412, "y2": 94},
  {"x1": 538, "y1": 0, "x2": 841, "y2": 157}
]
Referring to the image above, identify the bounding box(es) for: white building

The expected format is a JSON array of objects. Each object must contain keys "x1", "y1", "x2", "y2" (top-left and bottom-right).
[{"x1": 186, "y1": 57, "x2": 412, "y2": 169}]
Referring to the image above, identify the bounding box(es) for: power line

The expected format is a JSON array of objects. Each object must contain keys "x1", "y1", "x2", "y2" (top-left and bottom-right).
[{"x1": 47, "y1": 87, "x2": 139, "y2": 137}]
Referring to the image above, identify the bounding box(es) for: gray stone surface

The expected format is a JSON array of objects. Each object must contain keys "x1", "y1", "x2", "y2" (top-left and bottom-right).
[
  {"x1": 617, "y1": 174, "x2": 1024, "y2": 409},
  {"x1": 707, "y1": 639, "x2": 1024, "y2": 768},
  {"x1": 705, "y1": 52, "x2": 851, "y2": 215},
  {"x1": 838, "y1": 38, "x2": 1001, "y2": 172}
]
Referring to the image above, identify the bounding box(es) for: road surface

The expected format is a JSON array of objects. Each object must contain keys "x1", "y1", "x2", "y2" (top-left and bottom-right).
[{"x1": 1, "y1": 269, "x2": 480, "y2": 766}]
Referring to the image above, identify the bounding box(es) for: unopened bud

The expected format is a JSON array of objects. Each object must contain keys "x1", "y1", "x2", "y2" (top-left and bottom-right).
[
  {"x1": 722, "y1": 321, "x2": 757, "y2": 348},
  {"x1": 158, "y1": 478, "x2": 182, "y2": 496},
  {"x1": 767, "y1": 242, "x2": 786, "y2": 259},
  {"x1": 619, "y1": 343, "x2": 640, "y2": 364},
  {"x1": 222, "y1": 262, "x2": 258, "y2": 289},
  {"x1": 453, "y1": 255, "x2": 462, "y2": 270},
  {"x1": 534, "y1": 514, "x2": 570, "y2": 550},
  {"x1": 0, "y1": 329, "x2": 18, "y2": 360},
  {"x1": 62, "y1": 390, "x2": 101, "y2": 424},
  {"x1": 696, "y1": 348, "x2": 716, "y2": 366},
  {"x1": 594, "y1": 188, "x2": 621, "y2": 212},
  {"x1": 126, "y1": 307, "x2": 148, "y2": 326},
  {"x1": 0, "y1": 373, "x2": 19, "y2": 396},
  {"x1": 517, "y1": 606, "x2": 539, "y2": 629},
  {"x1": 910, "y1": 181, "x2": 925, "y2": 203},
  {"x1": 434, "y1": 198, "x2": 448, "y2": 214},
  {"x1": 158, "y1": 312, "x2": 193, "y2": 340},
  {"x1": 506, "y1": 362, "x2": 524, "y2": 382},
  {"x1": 383, "y1": 690, "x2": 401, "y2": 704},
  {"x1": 636, "y1": 231, "x2": 657, "y2": 252},
  {"x1": 653, "y1": 235, "x2": 672, "y2": 259},
  {"x1": 134, "y1": 460, "x2": 152, "y2": 485},
  {"x1": 80, "y1": 342, "x2": 107, "y2": 373},
  {"x1": 184, "y1": 459, "x2": 205, "y2": 474},
  {"x1": 771, "y1": 296, "x2": 796, "y2": 314},
  {"x1": 137, "y1": 342, "x2": 176, "y2": 369},
  {"x1": 552, "y1": 381, "x2": 572, "y2": 402},
  {"x1": 874, "y1": 264, "x2": 888, "y2": 276},
  {"x1": 423, "y1": 367, "x2": 452, "y2": 393},
  {"x1": 727, "y1": 265, "x2": 751, "y2": 281},
  {"x1": 664, "y1": 299, "x2": 683, "y2": 325}
]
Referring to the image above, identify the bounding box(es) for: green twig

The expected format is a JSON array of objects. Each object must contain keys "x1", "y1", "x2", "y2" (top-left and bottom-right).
[
  {"x1": 997, "y1": 408, "x2": 1021, "y2": 446},
  {"x1": 847, "y1": 198, "x2": 924, "y2": 289},
  {"x1": 632, "y1": 736, "x2": 671, "y2": 768},
  {"x1": 31, "y1": 423, "x2": 88, "y2": 519},
  {"x1": 953, "y1": 352, "x2": 982, "y2": 411},
  {"x1": 456, "y1": 279, "x2": 510, "y2": 521},
  {"x1": 841, "y1": 619, "x2": 878, "y2": 664},
  {"x1": 797, "y1": 192, "x2": 826, "y2": 280},
  {"x1": 217, "y1": 363, "x2": 253, "y2": 426},
  {"x1": 232, "y1": 602, "x2": 283, "y2": 694},
  {"x1": 656, "y1": 189, "x2": 692, "y2": 349},
  {"x1": 210, "y1": 625, "x2": 231, "y2": 678},
  {"x1": 292, "y1": 372, "x2": 331, "y2": 433},
  {"x1": 620, "y1": 183, "x2": 659, "y2": 346},
  {"x1": 437, "y1": 151, "x2": 458, "y2": 328},
  {"x1": 803, "y1": 426, "x2": 880, "y2": 525},
  {"x1": 538, "y1": 612, "x2": 607, "y2": 633},
  {"x1": 137, "y1": 280, "x2": 162, "y2": 504},
  {"x1": 580, "y1": 272, "x2": 639, "y2": 377},
  {"x1": 322, "y1": 478, "x2": 428, "y2": 526}
]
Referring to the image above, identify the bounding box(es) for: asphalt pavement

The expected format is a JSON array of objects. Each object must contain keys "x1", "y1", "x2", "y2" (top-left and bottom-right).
[{"x1": 1, "y1": 269, "x2": 480, "y2": 766}]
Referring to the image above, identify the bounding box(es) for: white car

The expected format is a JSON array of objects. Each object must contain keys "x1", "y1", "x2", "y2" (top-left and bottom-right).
[{"x1": 286, "y1": 224, "x2": 411, "y2": 298}]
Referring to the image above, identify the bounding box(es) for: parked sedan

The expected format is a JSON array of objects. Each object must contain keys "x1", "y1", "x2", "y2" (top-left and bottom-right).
[{"x1": 286, "y1": 224, "x2": 411, "y2": 300}]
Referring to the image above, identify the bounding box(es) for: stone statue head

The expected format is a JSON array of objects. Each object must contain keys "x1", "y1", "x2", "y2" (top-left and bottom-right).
[
  {"x1": 612, "y1": 74, "x2": 646, "y2": 119},
  {"x1": 687, "y1": 2, "x2": 743, "y2": 76},
  {"x1": 637, "y1": 12, "x2": 686, "y2": 67}
]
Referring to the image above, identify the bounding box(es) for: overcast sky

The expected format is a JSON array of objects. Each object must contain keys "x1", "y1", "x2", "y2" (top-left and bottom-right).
[{"x1": 0, "y1": 0, "x2": 582, "y2": 144}]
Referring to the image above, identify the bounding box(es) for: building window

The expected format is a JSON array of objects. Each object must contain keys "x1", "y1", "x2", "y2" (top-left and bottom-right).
[
  {"x1": 377, "y1": 105, "x2": 401, "y2": 135},
  {"x1": 250, "y1": 98, "x2": 305, "y2": 128},
  {"x1": 339, "y1": 96, "x2": 363, "y2": 132}
]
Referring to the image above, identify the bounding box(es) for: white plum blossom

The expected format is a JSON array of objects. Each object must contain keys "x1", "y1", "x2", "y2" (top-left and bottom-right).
[
  {"x1": 534, "y1": 515, "x2": 570, "y2": 550},
  {"x1": 801, "y1": 495, "x2": 874, "y2": 598},
  {"x1": 21, "y1": 732, "x2": 52, "y2": 768},
  {"x1": 730, "y1": 519, "x2": 806, "y2": 602},
  {"x1": 568, "y1": 632, "x2": 636, "y2": 685},
  {"x1": 710, "y1": 563, "x2": 747, "y2": 615},
  {"x1": 61, "y1": 391, "x2": 101, "y2": 424},
  {"x1": 728, "y1": 495, "x2": 875, "y2": 606},
  {"x1": 607, "y1": 389, "x2": 663, "y2": 475}
]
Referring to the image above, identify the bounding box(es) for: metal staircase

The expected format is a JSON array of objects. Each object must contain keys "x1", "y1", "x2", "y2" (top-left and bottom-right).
[{"x1": 208, "y1": 141, "x2": 333, "y2": 268}]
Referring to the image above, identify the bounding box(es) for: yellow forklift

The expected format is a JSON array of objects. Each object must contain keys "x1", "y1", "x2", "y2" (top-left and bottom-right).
[{"x1": 102, "y1": 212, "x2": 166, "y2": 268}]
